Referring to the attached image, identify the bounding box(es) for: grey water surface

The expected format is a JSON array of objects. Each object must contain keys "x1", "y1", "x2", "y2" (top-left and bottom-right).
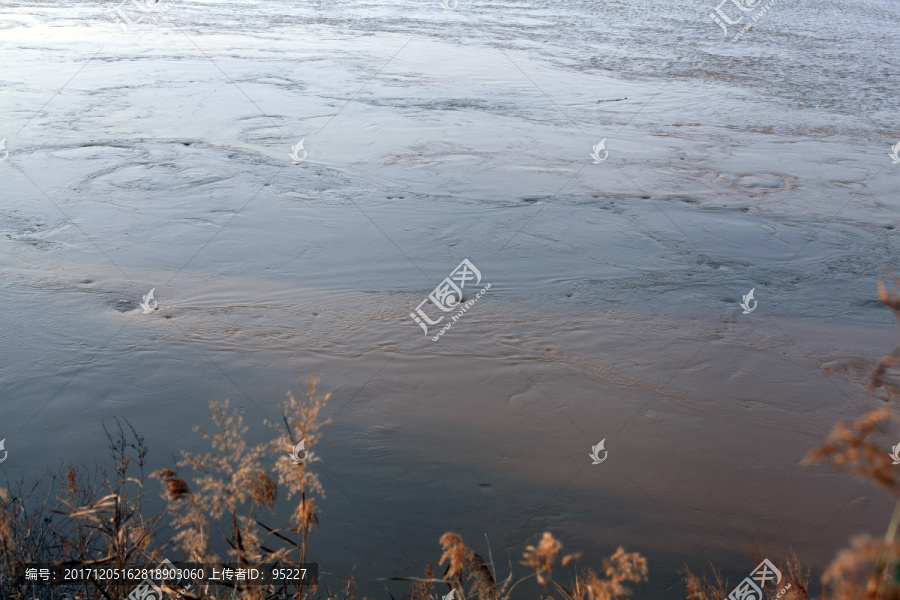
[{"x1": 1, "y1": 0, "x2": 899, "y2": 596}]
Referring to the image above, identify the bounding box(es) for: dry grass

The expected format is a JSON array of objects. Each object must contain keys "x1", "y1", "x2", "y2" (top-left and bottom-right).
[
  {"x1": 149, "y1": 376, "x2": 333, "y2": 600},
  {"x1": 0, "y1": 418, "x2": 164, "y2": 600},
  {"x1": 396, "y1": 531, "x2": 646, "y2": 600},
  {"x1": 3, "y1": 278, "x2": 900, "y2": 599},
  {"x1": 682, "y1": 552, "x2": 813, "y2": 600}
]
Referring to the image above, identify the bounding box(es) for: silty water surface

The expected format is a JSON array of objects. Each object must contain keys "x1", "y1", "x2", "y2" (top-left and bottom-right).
[{"x1": 0, "y1": 0, "x2": 898, "y2": 596}]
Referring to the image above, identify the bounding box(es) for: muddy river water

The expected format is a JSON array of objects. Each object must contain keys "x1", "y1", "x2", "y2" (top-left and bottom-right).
[{"x1": 1, "y1": 0, "x2": 899, "y2": 596}]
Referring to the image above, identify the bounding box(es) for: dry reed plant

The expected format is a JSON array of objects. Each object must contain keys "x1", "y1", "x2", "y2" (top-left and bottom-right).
[
  {"x1": 0, "y1": 418, "x2": 163, "y2": 600},
  {"x1": 266, "y1": 375, "x2": 332, "y2": 563},
  {"x1": 53, "y1": 419, "x2": 165, "y2": 600},
  {"x1": 682, "y1": 565, "x2": 728, "y2": 600},
  {"x1": 0, "y1": 478, "x2": 59, "y2": 600},
  {"x1": 148, "y1": 375, "x2": 332, "y2": 600},
  {"x1": 164, "y1": 397, "x2": 272, "y2": 600},
  {"x1": 0, "y1": 377, "x2": 333, "y2": 600},
  {"x1": 398, "y1": 531, "x2": 646, "y2": 600}
]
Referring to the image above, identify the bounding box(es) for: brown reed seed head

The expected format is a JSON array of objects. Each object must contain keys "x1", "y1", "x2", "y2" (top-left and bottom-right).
[
  {"x1": 821, "y1": 534, "x2": 900, "y2": 600},
  {"x1": 432, "y1": 533, "x2": 496, "y2": 599},
  {"x1": 250, "y1": 469, "x2": 277, "y2": 510},
  {"x1": 877, "y1": 275, "x2": 900, "y2": 318},
  {"x1": 823, "y1": 535, "x2": 882, "y2": 587},
  {"x1": 571, "y1": 547, "x2": 649, "y2": 600},
  {"x1": 0, "y1": 489, "x2": 12, "y2": 553},
  {"x1": 603, "y1": 547, "x2": 648, "y2": 585},
  {"x1": 562, "y1": 552, "x2": 583, "y2": 567},
  {"x1": 65, "y1": 465, "x2": 78, "y2": 495},
  {"x1": 872, "y1": 277, "x2": 900, "y2": 401},
  {"x1": 807, "y1": 408, "x2": 900, "y2": 496},
  {"x1": 268, "y1": 376, "x2": 330, "y2": 532},
  {"x1": 151, "y1": 469, "x2": 192, "y2": 501},
  {"x1": 522, "y1": 532, "x2": 563, "y2": 585},
  {"x1": 467, "y1": 552, "x2": 496, "y2": 600},
  {"x1": 165, "y1": 478, "x2": 191, "y2": 501},
  {"x1": 440, "y1": 532, "x2": 474, "y2": 581}
]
